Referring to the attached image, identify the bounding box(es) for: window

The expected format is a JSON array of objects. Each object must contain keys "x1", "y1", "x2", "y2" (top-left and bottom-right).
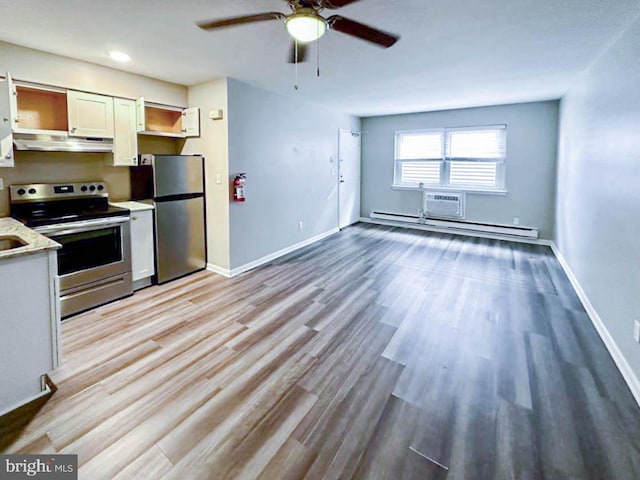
[{"x1": 394, "y1": 125, "x2": 506, "y2": 192}]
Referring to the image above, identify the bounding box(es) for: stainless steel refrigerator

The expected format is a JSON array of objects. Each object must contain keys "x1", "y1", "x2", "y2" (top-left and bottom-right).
[{"x1": 131, "y1": 154, "x2": 206, "y2": 284}]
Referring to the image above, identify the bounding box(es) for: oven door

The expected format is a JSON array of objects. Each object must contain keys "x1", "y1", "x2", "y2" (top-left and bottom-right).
[{"x1": 35, "y1": 216, "x2": 132, "y2": 292}]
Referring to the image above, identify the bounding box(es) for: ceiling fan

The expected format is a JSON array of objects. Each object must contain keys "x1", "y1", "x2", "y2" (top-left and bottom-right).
[{"x1": 196, "y1": 0, "x2": 400, "y2": 63}]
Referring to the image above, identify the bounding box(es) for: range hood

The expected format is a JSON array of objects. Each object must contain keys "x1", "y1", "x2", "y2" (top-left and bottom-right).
[{"x1": 13, "y1": 133, "x2": 114, "y2": 153}]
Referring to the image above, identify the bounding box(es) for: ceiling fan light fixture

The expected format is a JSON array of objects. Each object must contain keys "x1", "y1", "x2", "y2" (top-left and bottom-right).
[{"x1": 285, "y1": 12, "x2": 327, "y2": 43}]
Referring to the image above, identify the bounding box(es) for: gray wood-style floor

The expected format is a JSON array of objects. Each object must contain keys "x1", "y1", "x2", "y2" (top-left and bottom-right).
[{"x1": 1, "y1": 223, "x2": 639, "y2": 479}]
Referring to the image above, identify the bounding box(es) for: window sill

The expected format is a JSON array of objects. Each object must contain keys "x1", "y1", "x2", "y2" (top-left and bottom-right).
[{"x1": 392, "y1": 185, "x2": 508, "y2": 196}]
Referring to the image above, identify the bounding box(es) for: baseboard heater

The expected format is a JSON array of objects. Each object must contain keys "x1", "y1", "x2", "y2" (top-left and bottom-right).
[{"x1": 369, "y1": 211, "x2": 539, "y2": 239}]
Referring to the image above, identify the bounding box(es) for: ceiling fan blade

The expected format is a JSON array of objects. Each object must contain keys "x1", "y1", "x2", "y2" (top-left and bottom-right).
[
  {"x1": 287, "y1": 41, "x2": 309, "y2": 63},
  {"x1": 323, "y1": 0, "x2": 361, "y2": 8},
  {"x1": 327, "y1": 15, "x2": 399, "y2": 48},
  {"x1": 197, "y1": 12, "x2": 285, "y2": 31}
]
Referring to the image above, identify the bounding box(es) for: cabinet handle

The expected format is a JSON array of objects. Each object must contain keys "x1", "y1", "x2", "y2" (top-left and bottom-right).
[
  {"x1": 132, "y1": 216, "x2": 138, "y2": 221},
  {"x1": 70, "y1": 127, "x2": 77, "y2": 133},
  {"x1": 3, "y1": 117, "x2": 8, "y2": 122}
]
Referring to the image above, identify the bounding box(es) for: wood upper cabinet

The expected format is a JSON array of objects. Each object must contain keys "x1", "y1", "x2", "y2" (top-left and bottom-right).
[
  {"x1": 110, "y1": 98, "x2": 138, "y2": 166},
  {"x1": 0, "y1": 73, "x2": 15, "y2": 167},
  {"x1": 67, "y1": 90, "x2": 114, "y2": 138},
  {"x1": 136, "y1": 97, "x2": 199, "y2": 138}
]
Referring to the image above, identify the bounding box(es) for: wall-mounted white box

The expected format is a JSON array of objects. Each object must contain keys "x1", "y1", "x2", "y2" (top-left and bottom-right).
[{"x1": 209, "y1": 109, "x2": 224, "y2": 120}]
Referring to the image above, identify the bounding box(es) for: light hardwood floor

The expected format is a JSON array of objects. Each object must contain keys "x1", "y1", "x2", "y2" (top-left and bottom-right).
[{"x1": 1, "y1": 223, "x2": 640, "y2": 479}]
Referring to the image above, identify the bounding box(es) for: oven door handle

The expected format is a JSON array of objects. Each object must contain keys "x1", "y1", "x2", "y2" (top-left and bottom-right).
[{"x1": 34, "y1": 216, "x2": 130, "y2": 235}]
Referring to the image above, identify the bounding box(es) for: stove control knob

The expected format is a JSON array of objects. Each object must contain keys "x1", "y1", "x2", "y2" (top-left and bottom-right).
[
  {"x1": 89, "y1": 185, "x2": 96, "y2": 192},
  {"x1": 97, "y1": 185, "x2": 105, "y2": 191},
  {"x1": 17, "y1": 188, "x2": 26, "y2": 195},
  {"x1": 28, "y1": 188, "x2": 36, "y2": 195},
  {"x1": 81, "y1": 186, "x2": 88, "y2": 192}
]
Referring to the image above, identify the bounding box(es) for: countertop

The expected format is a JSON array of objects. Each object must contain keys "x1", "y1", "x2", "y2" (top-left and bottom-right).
[
  {"x1": 0, "y1": 217, "x2": 61, "y2": 261},
  {"x1": 110, "y1": 200, "x2": 154, "y2": 212}
]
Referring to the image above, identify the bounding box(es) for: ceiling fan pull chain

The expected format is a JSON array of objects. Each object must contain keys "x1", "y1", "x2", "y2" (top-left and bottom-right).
[
  {"x1": 294, "y1": 40, "x2": 300, "y2": 90},
  {"x1": 317, "y1": 35, "x2": 321, "y2": 77}
]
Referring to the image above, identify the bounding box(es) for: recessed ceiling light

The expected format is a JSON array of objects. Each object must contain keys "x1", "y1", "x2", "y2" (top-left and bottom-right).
[{"x1": 109, "y1": 51, "x2": 131, "y2": 62}]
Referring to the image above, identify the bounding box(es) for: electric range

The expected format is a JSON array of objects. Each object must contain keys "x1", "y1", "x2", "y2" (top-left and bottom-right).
[{"x1": 10, "y1": 182, "x2": 133, "y2": 318}]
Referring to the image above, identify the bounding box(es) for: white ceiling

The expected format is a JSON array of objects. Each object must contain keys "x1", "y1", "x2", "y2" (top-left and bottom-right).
[{"x1": 1, "y1": 0, "x2": 639, "y2": 116}]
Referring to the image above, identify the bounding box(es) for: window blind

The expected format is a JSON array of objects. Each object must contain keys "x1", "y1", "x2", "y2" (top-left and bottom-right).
[
  {"x1": 449, "y1": 161, "x2": 498, "y2": 187},
  {"x1": 400, "y1": 161, "x2": 441, "y2": 184},
  {"x1": 394, "y1": 125, "x2": 506, "y2": 191},
  {"x1": 446, "y1": 126, "x2": 506, "y2": 162},
  {"x1": 396, "y1": 130, "x2": 443, "y2": 160}
]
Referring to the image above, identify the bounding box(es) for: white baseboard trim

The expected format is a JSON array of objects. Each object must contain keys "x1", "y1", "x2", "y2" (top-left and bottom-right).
[
  {"x1": 206, "y1": 263, "x2": 232, "y2": 278},
  {"x1": 549, "y1": 242, "x2": 640, "y2": 407},
  {"x1": 360, "y1": 217, "x2": 549, "y2": 246},
  {"x1": 207, "y1": 227, "x2": 340, "y2": 279}
]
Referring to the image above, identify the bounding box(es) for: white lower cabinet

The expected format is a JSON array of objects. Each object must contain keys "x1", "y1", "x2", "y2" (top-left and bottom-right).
[
  {"x1": 131, "y1": 209, "x2": 154, "y2": 284},
  {"x1": 111, "y1": 201, "x2": 155, "y2": 289},
  {"x1": 0, "y1": 250, "x2": 59, "y2": 415}
]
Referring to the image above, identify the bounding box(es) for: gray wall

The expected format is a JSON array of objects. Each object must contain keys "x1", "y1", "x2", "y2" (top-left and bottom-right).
[
  {"x1": 226, "y1": 79, "x2": 360, "y2": 269},
  {"x1": 361, "y1": 101, "x2": 559, "y2": 239},
  {"x1": 556, "y1": 16, "x2": 640, "y2": 384}
]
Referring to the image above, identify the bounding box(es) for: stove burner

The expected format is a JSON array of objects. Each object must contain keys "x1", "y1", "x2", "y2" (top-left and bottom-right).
[{"x1": 9, "y1": 182, "x2": 130, "y2": 227}]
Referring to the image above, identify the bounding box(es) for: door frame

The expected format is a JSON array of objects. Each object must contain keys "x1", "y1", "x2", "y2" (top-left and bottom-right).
[{"x1": 338, "y1": 128, "x2": 362, "y2": 230}]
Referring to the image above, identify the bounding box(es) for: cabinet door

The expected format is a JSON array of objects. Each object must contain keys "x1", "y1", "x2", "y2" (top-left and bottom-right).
[
  {"x1": 0, "y1": 74, "x2": 15, "y2": 167},
  {"x1": 130, "y1": 209, "x2": 155, "y2": 281},
  {"x1": 0, "y1": 253, "x2": 55, "y2": 413},
  {"x1": 135, "y1": 97, "x2": 146, "y2": 133},
  {"x1": 183, "y1": 107, "x2": 200, "y2": 137},
  {"x1": 67, "y1": 90, "x2": 114, "y2": 138},
  {"x1": 112, "y1": 98, "x2": 138, "y2": 166}
]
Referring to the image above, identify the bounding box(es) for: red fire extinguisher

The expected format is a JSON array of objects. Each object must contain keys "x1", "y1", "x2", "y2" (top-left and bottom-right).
[{"x1": 233, "y1": 173, "x2": 247, "y2": 202}]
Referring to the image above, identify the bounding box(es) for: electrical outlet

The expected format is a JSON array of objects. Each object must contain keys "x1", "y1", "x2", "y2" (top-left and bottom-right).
[
  {"x1": 215, "y1": 173, "x2": 221, "y2": 185},
  {"x1": 634, "y1": 320, "x2": 640, "y2": 343},
  {"x1": 513, "y1": 216, "x2": 520, "y2": 226},
  {"x1": 298, "y1": 221, "x2": 303, "y2": 230}
]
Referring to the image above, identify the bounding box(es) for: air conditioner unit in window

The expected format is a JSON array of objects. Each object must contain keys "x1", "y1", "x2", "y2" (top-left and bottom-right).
[{"x1": 423, "y1": 192, "x2": 466, "y2": 219}]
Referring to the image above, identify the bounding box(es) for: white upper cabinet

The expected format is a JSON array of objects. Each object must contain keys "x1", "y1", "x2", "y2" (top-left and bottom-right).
[
  {"x1": 7, "y1": 77, "x2": 113, "y2": 139},
  {"x1": 136, "y1": 97, "x2": 199, "y2": 138},
  {"x1": 67, "y1": 90, "x2": 114, "y2": 138},
  {"x1": 0, "y1": 73, "x2": 15, "y2": 167},
  {"x1": 111, "y1": 98, "x2": 138, "y2": 166},
  {"x1": 183, "y1": 107, "x2": 200, "y2": 137}
]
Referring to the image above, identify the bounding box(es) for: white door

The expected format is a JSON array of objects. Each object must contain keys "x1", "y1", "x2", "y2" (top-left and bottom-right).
[{"x1": 338, "y1": 129, "x2": 361, "y2": 229}]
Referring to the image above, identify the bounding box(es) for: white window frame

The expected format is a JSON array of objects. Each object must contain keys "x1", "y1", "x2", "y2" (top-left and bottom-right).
[{"x1": 393, "y1": 125, "x2": 507, "y2": 194}]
